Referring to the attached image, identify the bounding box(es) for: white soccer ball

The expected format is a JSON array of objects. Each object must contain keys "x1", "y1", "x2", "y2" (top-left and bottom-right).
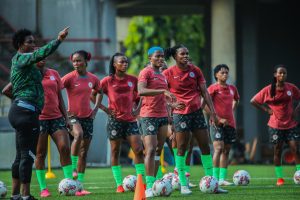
[
  {"x1": 58, "y1": 178, "x2": 78, "y2": 196},
  {"x1": 152, "y1": 179, "x2": 172, "y2": 197},
  {"x1": 199, "y1": 176, "x2": 218, "y2": 193},
  {"x1": 293, "y1": 170, "x2": 300, "y2": 184},
  {"x1": 75, "y1": 180, "x2": 83, "y2": 192},
  {"x1": 122, "y1": 175, "x2": 137, "y2": 192},
  {"x1": 0, "y1": 181, "x2": 7, "y2": 198},
  {"x1": 171, "y1": 175, "x2": 180, "y2": 190},
  {"x1": 163, "y1": 172, "x2": 175, "y2": 183},
  {"x1": 233, "y1": 170, "x2": 251, "y2": 186}
]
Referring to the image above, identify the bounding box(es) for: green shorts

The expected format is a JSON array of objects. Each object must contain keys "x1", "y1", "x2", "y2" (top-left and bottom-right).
[
  {"x1": 39, "y1": 117, "x2": 67, "y2": 135},
  {"x1": 140, "y1": 117, "x2": 168, "y2": 136},
  {"x1": 173, "y1": 109, "x2": 207, "y2": 133},
  {"x1": 106, "y1": 117, "x2": 140, "y2": 140}
]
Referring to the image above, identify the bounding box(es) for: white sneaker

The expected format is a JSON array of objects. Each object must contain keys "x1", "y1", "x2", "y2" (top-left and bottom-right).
[
  {"x1": 219, "y1": 180, "x2": 233, "y2": 186},
  {"x1": 216, "y1": 187, "x2": 228, "y2": 194},
  {"x1": 145, "y1": 188, "x2": 154, "y2": 198},
  {"x1": 180, "y1": 185, "x2": 192, "y2": 195}
]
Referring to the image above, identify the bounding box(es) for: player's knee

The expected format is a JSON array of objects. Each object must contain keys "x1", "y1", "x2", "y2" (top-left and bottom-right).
[
  {"x1": 145, "y1": 146, "x2": 156, "y2": 157},
  {"x1": 11, "y1": 160, "x2": 20, "y2": 179},
  {"x1": 58, "y1": 144, "x2": 71, "y2": 158},
  {"x1": 132, "y1": 146, "x2": 144, "y2": 158},
  {"x1": 36, "y1": 152, "x2": 47, "y2": 162},
  {"x1": 20, "y1": 151, "x2": 35, "y2": 183}
]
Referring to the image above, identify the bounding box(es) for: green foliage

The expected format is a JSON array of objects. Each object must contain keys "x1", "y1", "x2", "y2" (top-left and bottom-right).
[{"x1": 124, "y1": 15, "x2": 205, "y2": 75}]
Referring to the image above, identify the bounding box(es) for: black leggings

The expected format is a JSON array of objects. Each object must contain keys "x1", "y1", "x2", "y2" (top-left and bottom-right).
[{"x1": 8, "y1": 102, "x2": 39, "y2": 183}]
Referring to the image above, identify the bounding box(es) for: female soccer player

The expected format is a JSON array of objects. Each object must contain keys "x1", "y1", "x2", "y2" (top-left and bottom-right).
[
  {"x1": 163, "y1": 44, "x2": 222, "y2": 195},
  {"x1": 2, "y1": 59, "x2": 73, "y2": 198},
  {"x1": 62, "y1": 50, "x2": 102, "y2": 195},
  {"x1": 207, "y1": 64, "x2": 240, "y2": 186},
  {"x1": 96, "y1": 52, "x2": 145, "y2": 193},
  {"x1": 138, "y1": 46, "x2": 176, "y2": 198},
  {"x1": 6, "y1": 27, "x2": 69, "y2": 200},
  {"x1": 251, "y1": 65, "x2": 300, "y2": 186}
]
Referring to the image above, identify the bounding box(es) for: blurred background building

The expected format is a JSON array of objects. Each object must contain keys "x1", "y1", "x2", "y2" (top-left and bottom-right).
[{"x1": 0, "y1": 0, "x2": 299, "y2": 168}]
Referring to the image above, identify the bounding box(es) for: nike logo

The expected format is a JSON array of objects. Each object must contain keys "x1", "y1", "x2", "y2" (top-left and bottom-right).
[{"x1": 75, "y1": 84, "x2": 80, "y2": 87}]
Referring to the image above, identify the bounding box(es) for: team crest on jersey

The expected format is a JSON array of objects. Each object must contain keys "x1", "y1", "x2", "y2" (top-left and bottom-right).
[
  {"x1": 287, "y1": 90, "x2": 292, "y2": 96},
  {"x1": 111, "y1": 130, "x2": 117, "y2": 136},
  {"x1": 128, "y1": 81, "x2": 133, "y2": 87},
  {"x1": 180, "y1": 122, "x2": 187, "y2": 129},
  {"x1": 189, "y1": 72, "x2": 195, "y2": 78},
  {"x1": 50, "y1": 76, "x2": 55, "y2": 81},
  {"x1": 88, "y1": 82, "x2": 93, "y2": 88}
]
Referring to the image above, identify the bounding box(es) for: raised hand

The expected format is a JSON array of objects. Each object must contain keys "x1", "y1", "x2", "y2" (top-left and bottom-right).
[{"x1": 58, "y1": 26, "x2": 70, "y2": 41}]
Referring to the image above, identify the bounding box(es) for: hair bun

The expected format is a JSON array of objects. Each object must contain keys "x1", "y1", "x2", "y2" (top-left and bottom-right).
[
  {"x1": 87, "y1": 52, "x2": 92, "y2": 61},
  {"x1": 69, "y1": 54, "x2": 73, "y2": 61}
]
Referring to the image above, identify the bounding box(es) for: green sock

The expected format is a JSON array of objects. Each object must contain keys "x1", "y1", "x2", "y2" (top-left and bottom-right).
[
  {"x1": 219, "y1": 168, "x2": 227, "y2": 181},
  {"x1": 275, "y1": 166, "x2": 283, "y2": 178},
  {"x1": 112, "y1": 165, "x2": 122, "y2": 186},
  {"x1": 71, "y1": 155, "x2": 78, "y2": 171},
  {"x1": 156, "y1": 165, "x2": 163, "y2": 180},
  {"x1": 185, "y1": 165, "x2": 191, "y2": 173},
  {"x1": 135, "y1": 163, "x2": 146, "y2": 183},
  {"x1": 78, "y1": 172, "x2": 85, "y2": 182},
  {"x1": 173, "y1": 148, "x2": 178, "y2": 165},
  {"x1": 176, "y1": 155, "x2": 187, "y2": 186},
  {"x1": 146, "y1": 176, "x2": 156, "y2": 189},
  {"x1": 296, "y1": 164, "x2": 300, "y2": 171},
  {"x1": 36, "y1": 170, "x2": 46, "y2": 191},
  {"x1": 201, "y1": 154, "x2": 213, "y2": 176},
  {"x1": 213, "y1": 167, "x2": 220, "y2": 180},
  {"x1": 62, "y1": 165, "x2": 73, "y2": 179}
]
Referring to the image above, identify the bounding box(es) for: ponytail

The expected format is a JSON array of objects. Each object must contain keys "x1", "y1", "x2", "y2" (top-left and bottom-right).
[
  {"x1": 164, "y1": 44, "x2": 186, "y2": 60},
  {"x1": 270, "y1": 64, "x2": 287, "y2": 98}
]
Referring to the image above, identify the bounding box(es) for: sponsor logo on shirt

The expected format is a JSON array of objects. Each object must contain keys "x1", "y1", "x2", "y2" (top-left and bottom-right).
[
  {"x1": 287, "y1": 90, "x2": 292, "y2": 96},
  {"x1": 88, "y1": 82, "x2": 93, "y2": 88},
  {"x1": 128, "y1": 81, "x2": 133, "y2": 87},
  {"x1": 50, "y1": 76, "x2": 55, "y2": 81},
  {"x1": 189, "y1": 72, "x2": 195, "y2": 78}
]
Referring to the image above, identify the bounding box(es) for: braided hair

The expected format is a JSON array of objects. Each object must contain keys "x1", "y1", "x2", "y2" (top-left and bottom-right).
[
  {"x1": 270, "y1": 64, "x2": 286, "y2": 98},
  {"x1": 108, "y1": 52, "x2": 126, "y2": 76},
  {"x1": 164, "y1": 44, "x2": 186, "y2": 60},
  {"x1": 12, "y1": 29, "x2": 32, "y2": 50}
]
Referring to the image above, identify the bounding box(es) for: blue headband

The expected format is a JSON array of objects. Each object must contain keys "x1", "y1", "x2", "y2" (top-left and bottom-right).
[{"x1": 148, "y1": 46, "x2": 163, "y2": 56}]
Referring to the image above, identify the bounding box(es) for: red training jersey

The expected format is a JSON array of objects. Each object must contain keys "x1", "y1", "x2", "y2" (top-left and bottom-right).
[
  {"x1": 39, "y1": 69, "x2": 63, "y2": 120},
  {"x1": 207, "y1": 83, "x2": 240, "y2": 128},
  {"x1": 61, "y1": 71, "x2": 101, "y2": 118},
  {"x1": 163, "y1": 64, "x2": 206, "y2": 114},
  {"x1": 252, "y1": 82, "x2": 300, "y2": 129},
  {"x1": 101, "y1": 74, "x2": 139, "y2": 122},
  {"x1": 138, "y1": 66, "x2": 168, "y2": 118}
]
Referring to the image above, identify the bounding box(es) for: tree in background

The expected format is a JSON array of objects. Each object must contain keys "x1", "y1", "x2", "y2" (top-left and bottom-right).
[{"x1": 124, "y1": 15, "x2": 205, "y2": 75}]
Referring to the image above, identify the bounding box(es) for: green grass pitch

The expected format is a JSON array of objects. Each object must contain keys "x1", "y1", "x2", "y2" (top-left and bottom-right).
[{"x1": 0, "y1": 165, "x2": 299, "y2": 199}]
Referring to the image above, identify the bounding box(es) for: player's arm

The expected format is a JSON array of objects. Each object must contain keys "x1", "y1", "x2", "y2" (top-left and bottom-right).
[
  {"x1": 250, "y1": 97, "x2": 272, "y2": 115},
  {"x1": 199, "y1": 83, "x2": 218, "y2": 124},
  {"x1": 58, "y1": 89, "x2": 68, "y2": 122},
  {"x1": 1, "y1": 82, "x2": 13, "y2": 99},
  {"x1": 232, "y1": 100, "x2": 239, "y2": 111}
]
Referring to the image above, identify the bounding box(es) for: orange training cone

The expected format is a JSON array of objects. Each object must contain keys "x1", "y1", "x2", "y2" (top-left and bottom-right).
[{"x1": 133, "y1": 174, "x2": 146, "y2": 200}]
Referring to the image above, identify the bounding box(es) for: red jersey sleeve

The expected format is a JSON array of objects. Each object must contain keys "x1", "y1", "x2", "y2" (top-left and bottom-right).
[
  {"x1": 93, "y1": 76, "x2": 101, "y2": 92},
  {"x1": 53, "y1": 70, "x2": 63, "y2": 91},
  {"x1": 292, "y1": 84, "x2": 300, "y2": 100},
  {"x1": 138, "y1": 68, "x2": 149, "y2": 84},
  {"x1": 232, "y1": 85, "x2": 240, "y2": 101},
  {"x1": 61, "y1": 74, "x2": 70, "y2": 89},
  {"x1": 100, "y1": 77, "x2": 108, "y2": 94},
  {"x1": 196, "y1": 67, "x2": 206, "y2": 86},
  {"x1": 253, "y1": 86, "x2": 269, "y2": 104},
  {"x1": 207, "y1": 85, "x2": 215, "y2": 97}
]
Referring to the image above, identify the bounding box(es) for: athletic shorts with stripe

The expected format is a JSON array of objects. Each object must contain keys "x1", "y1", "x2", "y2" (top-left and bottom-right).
[
  {"x1": 268, "y1": 125, "x2": 300, "y2": 144},
  {"x1": 106, "y1": 116, "x2": 140, "y2": 140},
  {"x1": 39, "y1": 117, "x2": 67, "y2": 135},
  {"x1": 69, "y1": 116, "x2": 94, "y2": 139},
  {"x1": 210, "y1": 125, "x2": 237, "y2": 144},
  {"x1": 140, "y1": 117, "x2": 168, "y2": 136},
  {"x1": 173, "y1": 108, "x2": 207, "y2": 133}
]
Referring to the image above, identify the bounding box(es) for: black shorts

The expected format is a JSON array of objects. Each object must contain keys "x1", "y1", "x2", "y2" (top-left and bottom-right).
[
  {"x1": 173, "y1": 109, "x2": 207, "y2": 133},
  {"x1": 70, "y1": 116, "x2": 94, "y2": 139},
  {"x1": 268, "y1": 126, "x2": 300, "y2": 144},
  {"x1": 39, "y1": 117, "x2": 67, "y2": 135},
  {"x1": 210, "y1": 125, "x2": 237, "y2": 144},
  {"x1": 106, "y1": 117, "x2": 140, "y2": 140},
  {"x1": 140, "y1": 117, "x2": 168, "y2": 136}
]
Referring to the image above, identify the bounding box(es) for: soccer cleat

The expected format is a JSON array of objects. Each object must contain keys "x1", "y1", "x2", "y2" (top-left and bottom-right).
[
  {"x1": 219, "y1": 180, "x2": 233, "y2": 186},
  {"x1": 116, "y1": 185, "x2": 125, "y2": 193},
  {"x1": 276, "y1": 178, "x2": 284, "y2": 186},
  {"x1": 180, "y1": 185, "x2": 192, "y2": 195},
  {"x1": 75, "y1": 191, "x2": 85, "y2": 196},
  {"x1": 73, "y1": 171, "x2": 78, "y2": 180},
  {"x1": 216, "y1": 187, "x2": 228, "y2": 194},
  {"x1": 40, "y1": 188, "x2": 51, "y2": 197},
  {"x1": 80, "y1": 189, "x2": 92, "y2": 195},
  {"x1": 145, "y1": 188, "x2": 154, "y2": 198}
]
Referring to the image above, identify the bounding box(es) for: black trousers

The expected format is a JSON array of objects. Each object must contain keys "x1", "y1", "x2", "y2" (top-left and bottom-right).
[{"x1": 8, "y1": 101, "x2": 39, "y2": 183}]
